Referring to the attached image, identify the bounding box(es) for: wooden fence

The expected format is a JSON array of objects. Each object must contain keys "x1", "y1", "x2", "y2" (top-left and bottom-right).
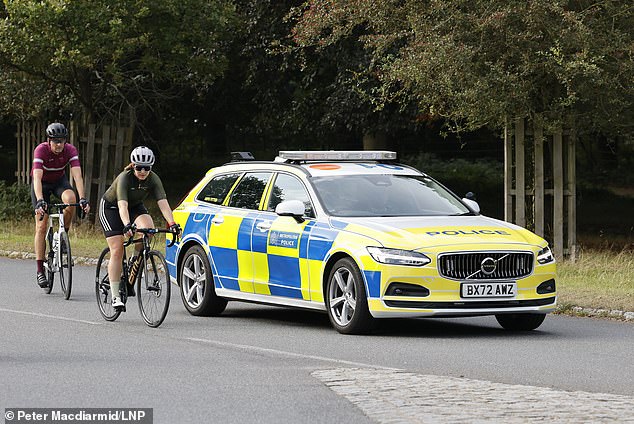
[
  {"x1": 15, "y1": 120, "x2": 133, "y2": 221},
  {"x1": 505, "y1": 118, "x2": 576, "y2": 260}
]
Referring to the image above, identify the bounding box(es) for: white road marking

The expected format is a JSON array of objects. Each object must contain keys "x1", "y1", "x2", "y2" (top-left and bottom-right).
[
  {"x1": 0, "y1": 307, "x2": 102, "y2": 325},
  {"x1": 186, "y1": 337, "x2": 399, "y2": 370}
]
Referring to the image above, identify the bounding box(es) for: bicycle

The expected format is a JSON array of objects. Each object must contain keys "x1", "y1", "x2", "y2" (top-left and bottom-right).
[
  {"x1": 95, "y1": 227, "x2": 179, "y2": 328},
  {"x1": 41, "y1": 202, "x2": 81, "y2": 299}
]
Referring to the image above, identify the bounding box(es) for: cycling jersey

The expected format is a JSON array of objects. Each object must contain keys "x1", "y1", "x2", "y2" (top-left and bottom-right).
[
  {"x1": 103, "y1": 169, "x2": 167, "y2": 206},
  {"x1": 100, "y1": 169, "x2": 167, "y2": 238},
  {"x1": 31, "y1": 142, "x2": 81, "y2": 183}
]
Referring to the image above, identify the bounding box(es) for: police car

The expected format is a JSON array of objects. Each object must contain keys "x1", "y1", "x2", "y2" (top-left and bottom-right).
[{"x1": 166, "y1": 151, "x2": 556, "y2": 334}]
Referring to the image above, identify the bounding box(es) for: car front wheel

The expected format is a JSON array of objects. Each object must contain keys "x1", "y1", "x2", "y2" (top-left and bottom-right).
[
  {"x1": 179, "y1": 245, "x2": 227, "y2": 316},
  {"x1": 495, "y1": 313, "x2": 546, "y2": 331},
  {"x1": 326, "y1": 257, "x2": 374, "y2": 334}
]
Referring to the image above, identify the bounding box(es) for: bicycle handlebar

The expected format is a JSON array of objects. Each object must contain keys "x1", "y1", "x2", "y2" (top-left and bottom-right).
[
  {"x1": 124, "y1": 227, "x2": 180, "y2": 248},
  {"x1": 38, "y1": 203, "x2": 84, "y2": 221}
]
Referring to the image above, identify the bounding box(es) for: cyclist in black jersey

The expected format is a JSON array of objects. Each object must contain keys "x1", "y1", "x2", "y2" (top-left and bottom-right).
[{"x1": 98, "y1": 146, "x2": 180, "y2": 308}]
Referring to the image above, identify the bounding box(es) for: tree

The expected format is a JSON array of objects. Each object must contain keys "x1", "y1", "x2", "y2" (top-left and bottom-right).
[
  {"x1": 200, "y1": 0, "x2": 424, "y2": 154},
  {"x1": 291, "y1": 0, "x2": 634, "y2": 138},
  {"x1": 0, "y1": 0, "x2": 237, "y2": 122}
]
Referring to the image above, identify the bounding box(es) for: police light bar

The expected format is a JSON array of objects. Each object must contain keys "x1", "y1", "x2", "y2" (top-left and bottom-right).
[{"x1": 278, "y1": 151, "x2": 397, "y2": 161}]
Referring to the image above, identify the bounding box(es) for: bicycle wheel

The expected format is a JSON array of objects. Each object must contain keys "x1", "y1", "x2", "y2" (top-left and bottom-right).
[
  {"x1": 137, "y1": 250, "x2": 170, "y2": 328},
  {"x1": 95, "y1": 247, "x2": 121, "y2": 321},
  {"x1": 59, "y1": 232, "x2": 72, "y2": 300},
  {"x1": 44, "y1": 228, "x2": 54, "y2": 294}
]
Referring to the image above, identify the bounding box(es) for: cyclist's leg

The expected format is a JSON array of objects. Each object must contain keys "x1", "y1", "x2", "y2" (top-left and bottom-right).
[
  {"x1": 134, "y1": 213, "x2": 154, "y2": 231},
  {"x1": 106, "y1": 234, "x2": 125, "y2": 298},
  {"x1": 54, "y1": 178, "x2": 76, "y2": 232},
  {"x1": 100, "y1": 198, "x2": 126, "y2": 305},
  {"x1": 132, "y1": 204, "x2": 153, "y2": 254},
  {"x1": 31, "y1": 182, "x2": 51, "y2": 286}
]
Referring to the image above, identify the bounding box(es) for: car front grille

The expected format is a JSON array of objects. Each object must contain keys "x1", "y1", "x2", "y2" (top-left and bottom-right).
[{"x1": 438, "y1": 252, "x2": 534, "y2": 280}]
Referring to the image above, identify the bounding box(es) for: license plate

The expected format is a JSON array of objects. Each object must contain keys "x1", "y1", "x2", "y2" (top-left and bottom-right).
[{"x1": 460, "y1": 282, "x2": 516, "y2": 298}]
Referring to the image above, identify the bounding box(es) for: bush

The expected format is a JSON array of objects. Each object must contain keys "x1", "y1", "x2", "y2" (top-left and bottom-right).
[{"x1": 0, "y1": 181, "x2": 32, "y2": 220}]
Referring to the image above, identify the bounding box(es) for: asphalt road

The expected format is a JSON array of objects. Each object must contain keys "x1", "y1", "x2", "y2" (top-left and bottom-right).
[{"x1": 1, "y1": 257, "x2": 633, "y2": 423}]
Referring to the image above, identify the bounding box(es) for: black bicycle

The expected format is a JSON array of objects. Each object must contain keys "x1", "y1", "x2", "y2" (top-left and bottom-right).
[
  {"x1": 41, "y1": 202, "x2": 82, "y2": 299},
  {"x1": 95, "y1": 227, "x2": 178, "y2": 328}
]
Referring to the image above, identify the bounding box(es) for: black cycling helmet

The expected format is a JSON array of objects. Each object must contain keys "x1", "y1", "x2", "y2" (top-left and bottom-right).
[{"x1": 46, "y1": 122, "x2": 68, "y2": 139}]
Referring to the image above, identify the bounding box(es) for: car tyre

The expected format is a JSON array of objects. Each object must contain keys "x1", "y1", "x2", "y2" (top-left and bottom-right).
[
  {"x1": 179, "y1": 245, "x2": 227, "y2": 316},
  {"x1": 495, "y1": 313, "x2": 546, "y2": 331},
  {"x1": 326, "y1": 257, "x2": 374, "y2": 334}
]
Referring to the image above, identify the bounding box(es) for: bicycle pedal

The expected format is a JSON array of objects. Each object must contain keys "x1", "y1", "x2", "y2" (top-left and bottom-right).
[{"x1": 114, "y1": 305, "x2": 126, "y2": 312}]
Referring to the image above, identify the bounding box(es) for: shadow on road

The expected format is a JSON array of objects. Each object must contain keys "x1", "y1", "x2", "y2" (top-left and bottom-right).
[{"x1": 202, "y1": 304, "x2": 556, "y2": 339}]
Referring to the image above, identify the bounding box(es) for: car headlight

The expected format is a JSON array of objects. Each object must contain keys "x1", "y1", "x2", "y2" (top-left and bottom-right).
[
  {"x1": 537, "y1": 246, "x2": 554, "y2": 264},
  {"x1": 367, "y1": 247, "x2": 431, "y2": 266}
]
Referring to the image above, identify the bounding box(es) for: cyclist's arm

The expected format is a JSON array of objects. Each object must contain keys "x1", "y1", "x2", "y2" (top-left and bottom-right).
[
  {"x1": 32, "y1": 169, "x2": 44, "y2": 200},
  {"x1": 69, "y1": 166, "x2": 87, "y2": 200},
  {"x1": 157, "y1": 199, "x2": 175, "y2": 224},
  {"x1": 117, "y1": 200, "x2": 132, "y2": 225},
  {"x1": 115, "y1": 172, "x2": 131, "y2": 224}
]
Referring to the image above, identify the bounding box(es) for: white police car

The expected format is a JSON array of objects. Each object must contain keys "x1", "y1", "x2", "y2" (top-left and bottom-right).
[{"x1": 166, "y1": 151, "x2": 556, "y2": 334}]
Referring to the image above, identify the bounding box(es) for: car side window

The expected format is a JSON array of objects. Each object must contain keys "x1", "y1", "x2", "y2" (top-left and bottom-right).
[
  {"x1": 196, "y1": 173, "x2": 241, "y2": 205},
  {"x1": 228, "y1": 172, "x2": 272, "y2": 210},
  {"x1": 267, "y1": 173, "x2": 315, "y2": 218}
]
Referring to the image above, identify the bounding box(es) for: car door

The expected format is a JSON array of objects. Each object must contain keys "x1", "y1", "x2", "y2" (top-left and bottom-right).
[
  {"x1": 252, "y1": 172, "x2": 315, "y2": 299},
  {"x1": 202, "y1": 172, "x2": 271, "y2": 293},
  {"x1": 209, "y1": 171, "x2": 272, "y2": 293}
]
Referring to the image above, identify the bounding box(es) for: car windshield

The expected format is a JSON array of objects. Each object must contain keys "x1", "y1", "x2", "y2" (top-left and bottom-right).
[{"x1": 311, "y1": 174, "x2": 471, "y2": 217}]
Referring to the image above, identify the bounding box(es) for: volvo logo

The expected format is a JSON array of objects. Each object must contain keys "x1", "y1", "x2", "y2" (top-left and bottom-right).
[{"x1": 481, "y1": 257, "x2": 497, "y2": 275}]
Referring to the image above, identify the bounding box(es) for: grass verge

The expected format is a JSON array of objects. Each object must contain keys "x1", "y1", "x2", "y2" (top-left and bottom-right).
[
  {"x1": 0, "y1": 219, "x2": 167, "y2": 261},
  {"x1": 556, "y1": 247, "x2": 634, "y2": 312}
]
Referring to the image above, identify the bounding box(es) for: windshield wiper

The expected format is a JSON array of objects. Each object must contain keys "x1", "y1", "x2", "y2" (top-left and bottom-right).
[{"x1": 450, "y1": 211, "x2": 477, "y2": 216}]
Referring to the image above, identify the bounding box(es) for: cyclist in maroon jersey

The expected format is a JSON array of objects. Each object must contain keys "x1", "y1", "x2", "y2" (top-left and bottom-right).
[{"x1": 31, "y1": 122, "x2": 90, "y2": 288}]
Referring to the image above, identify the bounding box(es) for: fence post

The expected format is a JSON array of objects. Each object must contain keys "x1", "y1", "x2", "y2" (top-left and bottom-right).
[
  {"x1": 533, "y1": 121, "x2": 544, "y2": 237},
  {"x1": 553, "y1": 129, "x2": 564, "y2": 260},
  {"x1": 514, "y1": 118, "x2": 526, "y2": 227},
  {"x1": 567, "y1": 128, "x2": 577, "y2": 261},
  {"x1": 504, "y1": 124, "x2": 513, "y2": 222},
  {"x1": 96, "y1": 125, "x2": 111, "y2": 203},
  {"x1": 83, "y1": 124, "x2": 97, "y2": 205}
]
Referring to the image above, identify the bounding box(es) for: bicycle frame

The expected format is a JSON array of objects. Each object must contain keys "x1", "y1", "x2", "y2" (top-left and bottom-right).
[
  {"x1": 43, "y1": 204, "x2": 71, "y2": 274},
  {"x1": 125, "y1": 228, "x2": 177, "y2": 292}
]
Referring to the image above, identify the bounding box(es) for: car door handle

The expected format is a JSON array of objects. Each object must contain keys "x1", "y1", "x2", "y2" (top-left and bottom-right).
[
  {"x1": 256, "y1": 221, "x2": 271, "y2": 231},
  {"x1": 211, "y1": 215, "x2": 224, "y2": 225}
]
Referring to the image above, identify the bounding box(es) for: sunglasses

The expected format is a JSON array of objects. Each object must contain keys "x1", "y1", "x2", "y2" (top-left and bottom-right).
[
  {"x1": 49, "y1": 139, "x2": 66, "y2": 144},
  {"x1": 134, "y1": 165, "x2": 152, "y2": 172}
]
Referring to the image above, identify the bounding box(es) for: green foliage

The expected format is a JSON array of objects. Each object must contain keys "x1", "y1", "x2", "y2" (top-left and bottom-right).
[
  {"x1": 291, "y1": 0, "x2": 634, "y2": 138},
  {"x1": 198, "y1": 0, "x2": 422, "y2": 152},
  {"x1": 400, "y1": 153, "x2": 504, "y2": 217},
  {"x1": 402, "y1": 153, "x2": 503, "y2": 192},
  {"x1": 0, "y1": 0, "x2": 237, "y2": 120},
  {"x1": 0, "y1": 181, "x2": 31, "y2": 220}
]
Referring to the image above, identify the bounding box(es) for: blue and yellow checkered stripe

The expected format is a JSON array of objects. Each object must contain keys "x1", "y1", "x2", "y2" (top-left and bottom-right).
[{"x1": 167, "y1": 206, "x2": 384, "y2": 303}]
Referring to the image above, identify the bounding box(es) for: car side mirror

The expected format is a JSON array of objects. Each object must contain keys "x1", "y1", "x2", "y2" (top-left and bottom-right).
[
  {"x1": 275, "y1": 200, "x2": 305, "y2": 223},
  {"x1": 462, "y1": 192, "x2": 480, "y2": 214}
]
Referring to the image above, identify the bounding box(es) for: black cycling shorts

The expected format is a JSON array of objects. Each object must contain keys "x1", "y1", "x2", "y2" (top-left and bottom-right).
[
  {"x1": 98, "y1": 198, "x2": 149, "y2": 238},
  {"x1": 30, "y1": 177, "x2": 74, "y2": 210}
]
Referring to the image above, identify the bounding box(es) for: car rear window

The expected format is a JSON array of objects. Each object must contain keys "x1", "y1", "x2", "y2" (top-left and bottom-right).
[{"x1": 196, "y1": 173, "x2": 241, "y2": 205}]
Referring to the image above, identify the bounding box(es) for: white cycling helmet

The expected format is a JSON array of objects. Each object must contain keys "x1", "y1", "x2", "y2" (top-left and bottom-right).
[{"x1": 130, "y1": 146, "x2": 155, "y2": 166}]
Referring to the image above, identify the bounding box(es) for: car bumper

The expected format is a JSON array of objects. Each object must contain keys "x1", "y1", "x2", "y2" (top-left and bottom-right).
[{"x1": 369, "y1": 296, "x2": 557, "y2": 318}]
